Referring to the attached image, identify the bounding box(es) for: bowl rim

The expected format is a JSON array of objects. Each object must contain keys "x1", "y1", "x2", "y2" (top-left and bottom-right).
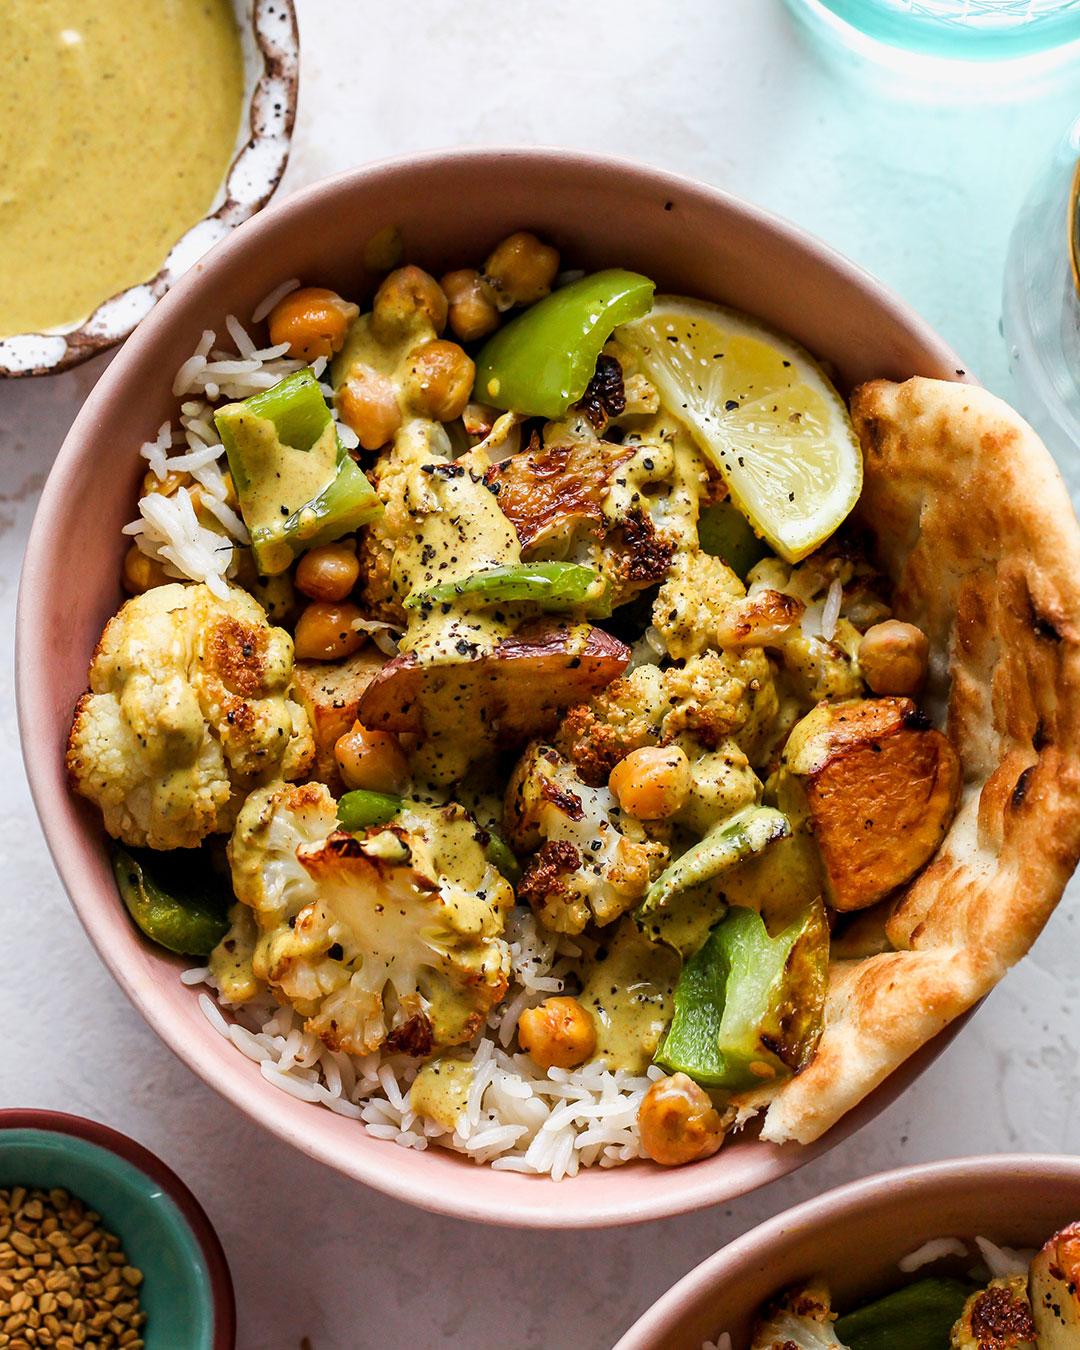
[
  {"x1": 612, "y1": 1152, "x2": 1080, "y2": 1348},
  {"x1": 0, "y1": 0, "x2": 299, "y2": 379},
  {"x1": 16, "y1": 145, "x2": 972, "y2": 1227},
  {"x1": 0, "y1": 1108, "x2": 236, "y2": 1347}
]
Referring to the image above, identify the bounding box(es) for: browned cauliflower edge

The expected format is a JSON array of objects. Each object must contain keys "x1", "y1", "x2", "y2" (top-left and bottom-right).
[
  {"x1": 223, "y1": 782, "x2": 514, "y2": 1058},
  {"x1": 67, "y1": 583, "x2": 314, "y2": 850}
]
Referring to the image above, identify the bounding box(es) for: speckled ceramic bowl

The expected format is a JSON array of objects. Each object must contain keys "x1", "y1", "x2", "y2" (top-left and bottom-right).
[
  {"x1": 18, "y1": 148, "x2": 971, "y2": 1227},
  {"x1": 613, "y1": 1155, "x2": 1080, "y2": 1349},
  {"x1": 0, "y1": 0, "x2": 298, "y2": 379},
  {"x1": 0, "y1": 1110, "x2": 235, "y2": 1349}
]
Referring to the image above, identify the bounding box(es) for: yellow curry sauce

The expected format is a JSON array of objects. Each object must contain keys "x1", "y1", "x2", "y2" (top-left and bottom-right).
[{"x1": 1, "y1": 0, "x2": 243, "y2": 338}]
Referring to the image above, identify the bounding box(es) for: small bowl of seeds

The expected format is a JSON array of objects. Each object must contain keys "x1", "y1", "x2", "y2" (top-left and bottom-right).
[{"x1": 0, "y1": 1110, "x2": 234, "y2": 1350}]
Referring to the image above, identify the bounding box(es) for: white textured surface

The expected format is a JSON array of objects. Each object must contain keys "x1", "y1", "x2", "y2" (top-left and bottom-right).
[{"x1": 4, "y1": 3, "x2": 1080, "y2": 1347}]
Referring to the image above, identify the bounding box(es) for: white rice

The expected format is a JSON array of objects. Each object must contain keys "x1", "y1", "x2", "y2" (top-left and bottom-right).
[
  {"x1": 899, "y1": 1236, "x2": 968, "y2": 1272},
  {"x1": 126, "y1": 288, "x2": 348, "y2": 599},
  {"x1": 189, "y1": 908, "x2": 659, "y2": 1178},
  {"x1": 820, "y1": 576, "x2": 843, "y2": 643},
  {"x1": 974, "y1": 1235, "x2": 1032, "y2": 1279}
]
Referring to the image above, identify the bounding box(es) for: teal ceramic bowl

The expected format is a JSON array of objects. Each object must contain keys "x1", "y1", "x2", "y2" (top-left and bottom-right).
[{"x1": 0, "y1": 1110, "x2": 235, "y2": 1349}]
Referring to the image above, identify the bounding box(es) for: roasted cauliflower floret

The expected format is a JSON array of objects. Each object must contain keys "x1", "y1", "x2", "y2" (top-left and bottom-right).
[
  {"x1": 555, "y1": 650, "x2": 778, "y2": 783},
  {"x1": 750, "y1": 1279, "x2": 848, "y2": 1350},
  {"x1": 951, "y1": 1277, "x2": 1036, "y2": 1350},
  {"x1": 67, "y1": 583, "x2": 314, "y2": 850},
  {"x1": 554, "y1": 664, "x2": 670, "y2": 784},
  {"x1": 505, "y1": 742, "x2": 667, "y2": 934},
  {"x1": 653, "y1": 549, "x2": 804, "y2": 661},
  {"x1": 747, "y1": 547, "x2": 890, "y2": 706},
  {"x1": 224, "y1": 782, "x2": 513, "y2": 1056}
]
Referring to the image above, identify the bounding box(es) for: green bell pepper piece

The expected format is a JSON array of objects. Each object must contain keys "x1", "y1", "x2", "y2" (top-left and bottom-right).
[
  {"x1": 698, "y1": 500, "x2": 771, "y2": 580},
  {"x1": 215, "y1": 368, "x2": 382, "y2": 576},
  {"x1": 637, "y1": 806, "x2": 790, "y2": 956},
  {"x1": 485, "y1": 831, "x2": 521, "y2": 885},
  {"x1": 404, "y1": 561, "x2": 610, "y2": 617},
  {"x1": 835, "y1": 1277, "x2": 974, "y2": 1350},
  {"x1": 654, "y1": 900, "x2": 829, "y2": 1091},
  {"x1": 338, "y1": 789, "x2": 402, "y2": 831},
  {"x1": 111, "y1": 843, "x2": 232, "y2": 957},
  {"x1": 474, "y1": 269, "x2": 655, "y2": 419}
]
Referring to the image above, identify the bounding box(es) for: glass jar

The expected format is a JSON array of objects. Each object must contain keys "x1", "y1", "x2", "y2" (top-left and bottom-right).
[
  {"x1": 789, "y1": 0, "x2": 1080, "y2": 59},
  {"x1": 1002, "y1": 114, "x2": 1080, "y2": 472}
]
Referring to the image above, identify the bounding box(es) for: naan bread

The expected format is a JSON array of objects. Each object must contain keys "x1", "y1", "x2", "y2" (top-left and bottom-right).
[{"x1": 744, "y1": 376, "x2": 1080, "y2": 1144}]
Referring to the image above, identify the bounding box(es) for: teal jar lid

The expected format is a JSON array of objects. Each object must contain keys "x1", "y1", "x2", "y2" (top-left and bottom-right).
[{"x1": 0, "y1": 1111, "x2": 234, "y2": 1349}]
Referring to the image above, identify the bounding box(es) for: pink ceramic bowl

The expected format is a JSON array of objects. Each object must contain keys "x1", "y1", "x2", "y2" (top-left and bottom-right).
[
  {"x1": 18, "y1": 148, "x2": 970, "y2": 1228},
  {"x1": 614, "y1": 1155, "x2": 1080, "y2": 1349}
]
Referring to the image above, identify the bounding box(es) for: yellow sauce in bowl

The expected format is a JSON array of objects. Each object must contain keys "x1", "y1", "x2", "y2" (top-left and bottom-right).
[{"x1": 1, "y1": 0, "x2": 244, "y2": 340}]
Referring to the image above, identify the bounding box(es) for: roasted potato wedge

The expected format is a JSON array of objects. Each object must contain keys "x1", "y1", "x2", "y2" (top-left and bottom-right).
[
  {"x1": 775, "y1": 696, "x2": 961, "y2": 911},
  {"x1": 356, "y1": 623, "x2": 629, "y2": 742},
  {"x1": 292, "y1": 647, "x2": 387, "y2": 788}
]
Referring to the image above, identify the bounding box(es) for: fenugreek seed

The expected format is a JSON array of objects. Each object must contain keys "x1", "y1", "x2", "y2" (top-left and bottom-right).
[
  {"x1": 8, "y1": 1297, "x2": 29, "y2": 1316},
  {"x1": 4, "y1": 1315, "x2": 27, "y2": 1333},
  {"x1": 21, "y1": 1205, "x2": 41, "y2": 1225},
  {"x1": 10, "y1": 1193, "x2": 25, "y2": 1214},
  {"x1": 8, "y1": 1240, "x2": 32, "y2": 1261}
]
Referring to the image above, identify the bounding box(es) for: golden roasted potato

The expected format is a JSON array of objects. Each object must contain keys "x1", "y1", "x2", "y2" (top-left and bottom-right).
[
  {"x1": 292, "y1": 647, "x2": 387, "y2": 788},
  {"x1": 775, "y1": 697, "x2": 961, "y2": 911}
]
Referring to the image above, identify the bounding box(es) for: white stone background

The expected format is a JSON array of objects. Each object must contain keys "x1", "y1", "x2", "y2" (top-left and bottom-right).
[{"x1": 4, "y1": 2, "x2": 1080, "y2": 1346}]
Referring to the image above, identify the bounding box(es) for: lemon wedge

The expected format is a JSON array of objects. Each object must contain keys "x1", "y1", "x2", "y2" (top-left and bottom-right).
[{"x1": 617, "y1": 298, "x2": 862, "y2": 563}]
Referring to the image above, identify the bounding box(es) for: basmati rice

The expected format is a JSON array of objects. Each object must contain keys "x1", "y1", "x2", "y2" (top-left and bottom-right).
[
  {"x1": 898, "y1": 1236, "x2": 968, "y2": 1272},
  {"x1": 187, "y1": 907, "x2": 659, "y2": 1178},
  {"x1": 126, "y1": 295, "x2": 344, "y2": 599},
  {"x1": 974, "y1": 1235, "x2": 1031, "y2": 1279}
]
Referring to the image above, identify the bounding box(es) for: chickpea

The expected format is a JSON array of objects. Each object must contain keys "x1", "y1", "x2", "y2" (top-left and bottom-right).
[
  {"x1": 517, "y1": 997, "x2": 597, "y2": 1070},
  {"x1": 334, "y1": 722, "x2": 410, "y2": 794},
  {"x1": 295, "y1": 540, "x2": 360, "y2": 603},
  {"x1": 268, "y1": 286, "x2": 359, "y2": 362},
  {"x1": 440, "y1": 268, "x2": 500, "y2": 342},
  {"x1": 408, "y1": 339, "x2": 475, "y2": 422},
  {"x1": 638, "y1": 1073, "x2": 729, "y2": 1166},
  {"x1": 483, "y1": 231, "x2": 560, "y2": 311},
  {"x1": 293, "y1": 601, "x2": 366, "y2": 661},
  {"x1": 122, "y1": 543, "x2": 170, "y2": 596},
  {"x1": 609, "y1": 745, "x2": 692, "y2": 820},
  {"x1": 857, "y1": 619, "x2": 930, "y2": 696},
  {"x1": 337, "y1": 364, "x2": 402, "y2": 451},
  {"x1": 141, "y1": 469, "x2": 188, "y2": 498},
  {"x1": 371, "y1": 265, "x2": 448, "y2": 342}
]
